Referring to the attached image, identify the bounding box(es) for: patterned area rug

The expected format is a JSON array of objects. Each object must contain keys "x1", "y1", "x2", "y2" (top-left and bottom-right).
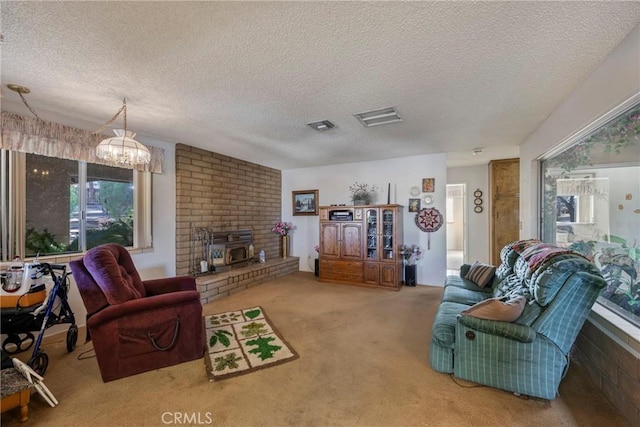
[{"x1": 204, "y1": 306, "x2": 298, "y2": 381}]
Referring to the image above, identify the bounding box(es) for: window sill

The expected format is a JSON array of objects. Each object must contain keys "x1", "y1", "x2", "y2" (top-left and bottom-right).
[
  {"x1": 0, "y1": 246, "x2": 154, "y2": 269},
  {"x1": 590, "y1": 303, "x2": 640, "y2": 353}
]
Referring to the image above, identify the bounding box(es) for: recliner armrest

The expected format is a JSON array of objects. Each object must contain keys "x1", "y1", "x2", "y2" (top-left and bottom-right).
[
  {"x1": 87, "y1": 290, "x2": 201, "y2": 328},
  {"x1": 143, "y1": 276, "x2": 197, "y2": 295},
  {"x1": 457, "y1": 315, "x2": 537, "y2": 343}
]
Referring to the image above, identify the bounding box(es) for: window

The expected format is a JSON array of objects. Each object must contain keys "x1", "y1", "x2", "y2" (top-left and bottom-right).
[
  {"x1": 1, "y1": 151, "x2": 151, "y2": 260},
  {"x1": 26, "y1": 154, "x2": 80, "y2": 255},
  {"x1": 82, "y1": 162, "x2": 135, "y2": 251},
  {"x1": 540, "y1": 101, "x2": 640, "y2": 327},
  {"x1": 555, "y1": 174, "x2": 597, "y2": 224}
]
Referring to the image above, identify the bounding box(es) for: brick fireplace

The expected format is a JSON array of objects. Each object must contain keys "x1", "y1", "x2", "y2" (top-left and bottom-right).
[{"x1": 175, "y1": 144, "x2": 285, "y2": 276}]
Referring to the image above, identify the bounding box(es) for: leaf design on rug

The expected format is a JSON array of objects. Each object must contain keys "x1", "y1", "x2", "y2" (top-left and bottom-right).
[
  {"x1": 209, "y1": 330, "x2": 232, "y2": 348},
  {"x1": 210, "y1": 312, "x2": 240, "y2": 325},
  {"x1": 246, "y1": 336, "x2": 282, "y2": 360},
  {"x1": 241, "y1": 321, "x2": 268, "y2": 338},
  {"x1": 214, "y1": 353, "x2": 242, "y2": 371},
  {"x1": 244, "y1": 308, "x2": 261, "y2": 319}
]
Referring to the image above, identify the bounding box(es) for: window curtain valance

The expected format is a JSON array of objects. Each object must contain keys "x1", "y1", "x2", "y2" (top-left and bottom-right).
[{"x1": 0, "y1": 111, "x2": 164, "y2": 173}]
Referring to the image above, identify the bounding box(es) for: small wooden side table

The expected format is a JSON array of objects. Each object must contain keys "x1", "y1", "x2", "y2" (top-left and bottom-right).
[{"x1": 1, "y1": 368, "x2": 31, "y2": 422}]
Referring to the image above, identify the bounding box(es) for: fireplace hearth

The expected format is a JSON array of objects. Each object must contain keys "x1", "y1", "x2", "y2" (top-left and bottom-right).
[{"x1": 190, "y1": 228, "x2": 254, "y2": 275}]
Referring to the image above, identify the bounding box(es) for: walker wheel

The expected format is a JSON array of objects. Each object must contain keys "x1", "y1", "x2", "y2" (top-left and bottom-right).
[
  {"x1": 66, "y1": 324, "x2": 78, "y2": 352},
  {"x1": 2, "y1": 333, "x2": 34, "y2": 355},
  {"x1": 28, "y1": 351, "x2": 49, "y2": 376}
]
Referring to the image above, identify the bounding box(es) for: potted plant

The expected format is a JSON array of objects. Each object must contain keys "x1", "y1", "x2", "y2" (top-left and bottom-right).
[{"x1": 349, "y1": 182, "x2": 378, "y2": 205}]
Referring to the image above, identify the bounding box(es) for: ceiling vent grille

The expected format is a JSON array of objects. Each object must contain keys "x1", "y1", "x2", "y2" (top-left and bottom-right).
[
  {"x1": 354, "y1": 106, "x2": 402, "y2": 127},
  {"x1": 307, "y1": 120, "x2": 335, "y2": 131}
]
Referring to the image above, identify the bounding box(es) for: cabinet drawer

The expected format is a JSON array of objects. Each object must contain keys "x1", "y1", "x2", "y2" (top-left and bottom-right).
[{"x1": 319, "y1": 260, "x2": 363, "y2": 282}]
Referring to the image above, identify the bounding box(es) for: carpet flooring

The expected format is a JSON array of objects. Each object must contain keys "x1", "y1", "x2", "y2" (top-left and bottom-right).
[{"x1": 0, "y1": 272, "x2": 629, "y2": 426}]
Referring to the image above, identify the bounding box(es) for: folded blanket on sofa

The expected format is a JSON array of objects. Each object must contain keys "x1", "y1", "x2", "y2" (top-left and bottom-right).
[{"x1": 514, "y1": 241, "x2": 590, "y2": 272}]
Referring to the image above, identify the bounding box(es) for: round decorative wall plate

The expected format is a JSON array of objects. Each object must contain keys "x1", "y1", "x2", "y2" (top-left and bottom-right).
[
  {"x1": 423, "y1": 195, "x2": 433, "y2": 205},
  {"x1": 409, "y1": 186, "x2": 421, "y2": 196},
  {"x1": 415, "y1": 207, "x2": 443, "y2": 233},
  {"x1": 474, "y1": 198, "x2": 482, "y2": 205},
  {"x1": 474, "y1": 189, "x2": 483, "y2": 197},
  {"x1": 474, "y1": 206, "x2": 483, "y2": 213}
]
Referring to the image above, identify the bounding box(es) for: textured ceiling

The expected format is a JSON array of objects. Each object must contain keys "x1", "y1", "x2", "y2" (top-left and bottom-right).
[{"x1": 1, "y1": 2, "x2": 639, "y2": 169}]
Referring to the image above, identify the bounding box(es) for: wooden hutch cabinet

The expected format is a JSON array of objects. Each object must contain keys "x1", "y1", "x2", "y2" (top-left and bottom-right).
[{"x1": 318, "y1": 204, "x2": 403, "y2": 290}]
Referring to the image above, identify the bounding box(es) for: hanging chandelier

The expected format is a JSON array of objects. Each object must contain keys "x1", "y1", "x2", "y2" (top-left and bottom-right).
[
  {"x1": 6, "y1": 84, "x2": 151, "y2": 167},
  {"x1": 95, "y1": 99, "x2": 151, "y2": 166}
]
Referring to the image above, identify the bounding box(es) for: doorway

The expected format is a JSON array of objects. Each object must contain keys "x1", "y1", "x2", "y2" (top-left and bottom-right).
[{"x1": 446, "y1": 184, "x2": 466, "y2": 273}]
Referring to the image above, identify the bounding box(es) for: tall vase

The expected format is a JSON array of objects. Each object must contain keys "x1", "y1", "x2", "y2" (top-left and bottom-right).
[
  {"x1": 282, "y1": 235, "x2": 289, "y2": 258},
  {"x1": 404, "y1": 264, "x2": 417, "y2": 286}
]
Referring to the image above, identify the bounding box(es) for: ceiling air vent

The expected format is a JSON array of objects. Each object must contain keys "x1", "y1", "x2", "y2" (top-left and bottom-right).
[
  {"x1": 307, "y1": 120, "x2": 335, "y2": 131},
  {"x1": 354, "y1": 106, "x2": 402, "y2": 127}
]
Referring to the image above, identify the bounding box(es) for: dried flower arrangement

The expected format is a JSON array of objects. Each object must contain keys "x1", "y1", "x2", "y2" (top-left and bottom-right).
[{"x1": 349, "y1": 182, "x2": 378, "y2": 205}]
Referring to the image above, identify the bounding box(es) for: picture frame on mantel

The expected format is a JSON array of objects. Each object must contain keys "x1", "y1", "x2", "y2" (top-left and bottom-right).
[{"x1": 292, "y1": 189, "x2": 319, "y2": 216}]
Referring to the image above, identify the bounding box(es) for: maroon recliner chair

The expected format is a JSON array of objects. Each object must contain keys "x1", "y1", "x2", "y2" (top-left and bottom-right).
[{"x1": 70, "y1": 244, "x2": 204, "y2": 382}]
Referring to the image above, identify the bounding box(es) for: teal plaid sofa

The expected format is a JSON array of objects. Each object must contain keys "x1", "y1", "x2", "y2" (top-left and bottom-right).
[{"x1": 429, "y1": 239, "x2": 605, "y2": 399}]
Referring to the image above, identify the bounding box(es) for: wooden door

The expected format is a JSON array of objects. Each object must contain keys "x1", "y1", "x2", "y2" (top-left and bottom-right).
[
  {"x1": 320, "y1": 223, "x2": 340, "y2": 259},
  {"x1": 489, "y1": 159, "x2": 520, "y2": 264},
  {"x1": 341, "y1": 223, "x2": 363, "y2": 259}
]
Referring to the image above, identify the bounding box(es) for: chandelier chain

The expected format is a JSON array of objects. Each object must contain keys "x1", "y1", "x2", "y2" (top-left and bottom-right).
[
  {"x1": 13, "y1": 87, "x2": 127, "y2": 136},
  {"x1": 17, "y1": 92, "x2": 44, "y2": 122},
  {"x1": 92, "y1": 98, "x2": 127, "y2": 134}
]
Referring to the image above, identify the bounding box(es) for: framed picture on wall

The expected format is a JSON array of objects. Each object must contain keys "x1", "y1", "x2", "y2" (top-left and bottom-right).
[
  {"x1": 422, "y1": 178, "x2": 435, "y2": 193},
  {"x1": 408, "y1": 198, "x2": 421, "y2": 212},
  {"x1": 292, "y1": 190, "x2": 319, "y2": 215}
]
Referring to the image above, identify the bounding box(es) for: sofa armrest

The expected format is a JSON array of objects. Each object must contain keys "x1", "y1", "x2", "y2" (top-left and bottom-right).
[
  {"x1": 457, "y1": 315, "x2": 537, "y2": 343},
  {"x1": 87, "y1": 291, "x2": 201, "y2": 328},
  {"x1": 143, "y1": 276, "x2": 196, "y2": 295}
]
